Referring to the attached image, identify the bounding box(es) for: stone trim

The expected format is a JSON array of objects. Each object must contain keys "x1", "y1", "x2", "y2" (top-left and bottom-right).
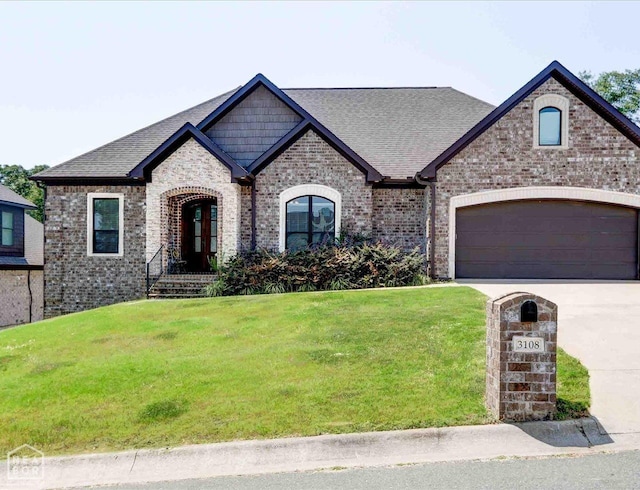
[
  {"x1": 448, "y1": 186, "x2": 640, "y2": 278},
  {"x1": 278, "y1": 184, "x2": 342, "y2": 252},
  {"x1": 533, "y1": 94, "x2": 569, "y2": 149},
  {"x1": 86, "y1": 192, "x2": 124, "y2": 257}
]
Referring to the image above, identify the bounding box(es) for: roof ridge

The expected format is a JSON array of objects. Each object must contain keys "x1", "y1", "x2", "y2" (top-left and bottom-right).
[
  {"x1": 36, "y1": 86, "x2": 240, "y2": 176},
  {"x1": 283, "y1": 86, "x2": 447, "y2": 91}
]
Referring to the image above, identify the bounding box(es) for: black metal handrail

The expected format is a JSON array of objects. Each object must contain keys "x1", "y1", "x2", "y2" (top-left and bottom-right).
[{"x1": 146, "y1": 245, "x2": 164, "y2": 297}]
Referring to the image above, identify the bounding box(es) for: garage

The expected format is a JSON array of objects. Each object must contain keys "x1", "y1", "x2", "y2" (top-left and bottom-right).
[{"x1": 455, "y1": 199, "x2": 639, "y2": 279}]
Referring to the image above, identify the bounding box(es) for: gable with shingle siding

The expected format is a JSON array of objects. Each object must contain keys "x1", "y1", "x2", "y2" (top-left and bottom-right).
[{"x1": 205, "y1": 85, "x2": 303, "y2": 168}]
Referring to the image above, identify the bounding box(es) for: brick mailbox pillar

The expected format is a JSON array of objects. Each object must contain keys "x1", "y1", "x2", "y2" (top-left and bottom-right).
[{"x1": 486, "y1": 292, "x2": 558, "y2": 422}]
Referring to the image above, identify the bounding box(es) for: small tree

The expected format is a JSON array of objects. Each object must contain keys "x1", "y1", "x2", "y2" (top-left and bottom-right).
[{"x1": 579, "y1": 69, "x2": 640, "y2": 124}]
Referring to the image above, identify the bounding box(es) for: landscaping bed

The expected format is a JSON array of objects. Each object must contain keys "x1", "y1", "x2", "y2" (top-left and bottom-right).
[{"x1": 0, "y1": 286, "x2": 589, "y2": 455}]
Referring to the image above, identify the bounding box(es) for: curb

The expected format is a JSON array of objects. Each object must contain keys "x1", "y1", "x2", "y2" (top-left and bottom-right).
[{"x1": 2, "y1": 417, "x2": 638, "y2": 489}]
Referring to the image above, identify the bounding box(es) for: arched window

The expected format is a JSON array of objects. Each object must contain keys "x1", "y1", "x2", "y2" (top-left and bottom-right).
[
  {"x1": 533, "y1": 95, "x2": 569, "y2": 149},
  {"x1": 285, "y1": 195, "x2": 335, "y2": 251},
  {"x1": 538, "y1": 106, "x2": 562, "y2": 146}
]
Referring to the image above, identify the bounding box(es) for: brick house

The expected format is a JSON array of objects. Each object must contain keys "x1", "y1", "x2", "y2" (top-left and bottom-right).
[
  {"x1": 0, "y1": 184, "x2": 44, "y2": 326},
  {"x1": 34, "y1": 61, "x2": 640, "y2": 317}
]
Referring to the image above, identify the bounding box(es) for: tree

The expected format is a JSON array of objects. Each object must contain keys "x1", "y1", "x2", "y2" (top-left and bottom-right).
[
  {"x1": 0, "y1": 164, "x2": 49, "y2": 222},
  {"x1": 579, "y1": 69, "x2": 640, "y2": 124}
]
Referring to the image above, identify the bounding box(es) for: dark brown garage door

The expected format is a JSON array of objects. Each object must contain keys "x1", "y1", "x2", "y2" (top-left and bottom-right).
[{"x1": 456, "y1": 200, "x2": 638, "y2": 279}]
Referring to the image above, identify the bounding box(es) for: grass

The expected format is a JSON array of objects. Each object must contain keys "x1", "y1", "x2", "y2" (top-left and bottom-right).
[
  {"x1": 556, "y1": 349, "x2": 591, "y2": 420},
  {"x1": 0, "y1": 286, "x2": 589, "y2": 455}
]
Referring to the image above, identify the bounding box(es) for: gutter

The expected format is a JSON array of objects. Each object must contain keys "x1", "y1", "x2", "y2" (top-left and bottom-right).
[
  {"x1": 414, "y1": 173, "x2": 436, "y2": 280},
  {"x1": 251, "y1": 179, "x2": 257, "y2": 250}
]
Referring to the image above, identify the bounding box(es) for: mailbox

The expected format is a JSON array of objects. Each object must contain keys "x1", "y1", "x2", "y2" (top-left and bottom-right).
[{"x1": 520, "y1": 300, "x2": 538, "y2": 322}]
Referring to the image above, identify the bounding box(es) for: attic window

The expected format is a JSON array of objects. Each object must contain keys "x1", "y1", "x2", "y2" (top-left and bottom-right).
[
  {"x1": 539, "y1": 107, "x2": 561, "y2": 146},
  {"x1": 533, "y1": 94, "x2": 569, "y2": 149}
]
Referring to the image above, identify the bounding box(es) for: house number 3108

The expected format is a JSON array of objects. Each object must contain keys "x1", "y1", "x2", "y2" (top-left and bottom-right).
[{"x1": 512, "y1": 336, "x2": 545, "y2": 352}]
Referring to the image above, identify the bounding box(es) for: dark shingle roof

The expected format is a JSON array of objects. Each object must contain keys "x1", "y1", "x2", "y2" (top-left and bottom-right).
[
  {"x1": 284, "y1": 88, "x2": 494, "y2": 179},
  {"x1": 0, "y1": 183, "x2": 36, "y2": 208},
  {"x1": 36, "y1": 88, "x2": 239, "y2": 179},
  {"x1": 35, "y1": 84, "x2": 494, "y2": 181}
]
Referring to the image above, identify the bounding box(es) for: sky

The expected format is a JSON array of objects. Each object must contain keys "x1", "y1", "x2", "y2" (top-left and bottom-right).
[{"x1": 1, "y1": 1, "x2": 639, "y2": 170}]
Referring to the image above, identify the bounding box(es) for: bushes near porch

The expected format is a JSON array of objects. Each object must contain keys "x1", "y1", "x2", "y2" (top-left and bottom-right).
[{"x1": 205, "y1": 242, "x2": 429, "y2": 297}]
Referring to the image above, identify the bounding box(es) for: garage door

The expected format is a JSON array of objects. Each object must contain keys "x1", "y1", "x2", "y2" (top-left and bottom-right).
[{"x1": 455, "y1": 200, "x2": 638, "y2": 279}]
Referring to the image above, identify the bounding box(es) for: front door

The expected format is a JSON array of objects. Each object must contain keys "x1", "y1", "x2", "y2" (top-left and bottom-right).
[{"x1": 182, "y1": 200, "x2": 218, "y2": 272}]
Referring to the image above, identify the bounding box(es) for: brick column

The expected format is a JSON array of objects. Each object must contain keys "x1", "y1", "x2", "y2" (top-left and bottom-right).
[{"x1": 486, "y1": 292, "x2": 558, "y2": 422}]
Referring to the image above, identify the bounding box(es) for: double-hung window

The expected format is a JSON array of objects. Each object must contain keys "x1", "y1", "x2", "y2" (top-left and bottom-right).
[{"x1": 87, "y1": 193, "x2": 124, "y2": 256}]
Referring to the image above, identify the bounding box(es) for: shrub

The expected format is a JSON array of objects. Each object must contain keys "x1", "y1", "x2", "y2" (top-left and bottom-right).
[{"x1": 205, "y1": 242, "x2": 428, "y2": 297}]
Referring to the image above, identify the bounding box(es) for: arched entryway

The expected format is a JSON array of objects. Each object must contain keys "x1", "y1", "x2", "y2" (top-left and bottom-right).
[
  {"x1": 159, "y1": 187, "x2": 224, "y2": 274},
  {"x1": 181, "y1": 199, "x2": 218, "y2": 272}
]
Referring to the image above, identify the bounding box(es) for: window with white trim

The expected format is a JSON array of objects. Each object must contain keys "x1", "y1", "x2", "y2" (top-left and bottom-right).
[
  {"x1": 279, "y1": 184, "x2": 342, "y2": 252},
  {"x1": 286, "y1": 195, "x2": 335, "y2": 251},
  {"x1": 533, "y1": 94, "x2": 569, "y2": 149},
  {"x1": 87, "y1": 193, "x2": 124, "y2": 256}
]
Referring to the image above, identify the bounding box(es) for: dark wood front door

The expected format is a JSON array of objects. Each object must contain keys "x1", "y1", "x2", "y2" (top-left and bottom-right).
[{"x1": 182, "y1": 200, "x2": 218, "y2": 272}]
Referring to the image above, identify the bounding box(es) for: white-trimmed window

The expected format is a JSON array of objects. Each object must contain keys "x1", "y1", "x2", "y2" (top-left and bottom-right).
[
  {"x1": 533, "y1": 94, "x2": 569, "y2": 149},
  {"x1": 87, "y1": 193, "x2": 124, "y2": 256},
  {"x1": 279, "y1": 185, "x2": 341, "y2": 252}
]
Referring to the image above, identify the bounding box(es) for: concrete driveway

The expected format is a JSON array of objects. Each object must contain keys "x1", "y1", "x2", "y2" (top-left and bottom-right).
[{"x1": 459, "y1": 280, "x2": 640, "y2": 436}]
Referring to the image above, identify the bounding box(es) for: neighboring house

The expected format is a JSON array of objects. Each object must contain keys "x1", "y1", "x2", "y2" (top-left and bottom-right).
[
  {"x1": 0, "y1": 184, "x2": 44, "y2": 326},
  {"x1": 34, "y1": 61, "x2": 640, "y2": 318}
]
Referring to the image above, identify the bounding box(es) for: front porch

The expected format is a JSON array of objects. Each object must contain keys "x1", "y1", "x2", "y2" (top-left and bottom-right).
[{"x1": 146, "y1": 186, "x2": 240, "y2": 298}]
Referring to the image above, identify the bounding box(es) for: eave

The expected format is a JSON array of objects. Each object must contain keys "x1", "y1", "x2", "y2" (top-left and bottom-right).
[{"x1": 0, "y1": 199, "x2": 36, "y2": 210}]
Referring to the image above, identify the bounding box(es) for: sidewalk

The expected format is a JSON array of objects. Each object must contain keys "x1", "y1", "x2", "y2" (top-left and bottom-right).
[{"x1": 2, "y1": 417, "x2": 639, "y2": 490}]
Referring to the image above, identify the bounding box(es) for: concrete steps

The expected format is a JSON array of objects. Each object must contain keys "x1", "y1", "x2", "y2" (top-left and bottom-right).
[{"x1": 148, "y1": 274, "x2": 217, "y2": 299}]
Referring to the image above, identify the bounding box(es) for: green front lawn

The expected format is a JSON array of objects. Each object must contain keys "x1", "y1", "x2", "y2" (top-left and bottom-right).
[{"x1": 0, "y1": 286, "x2": 589, "y2": 455}]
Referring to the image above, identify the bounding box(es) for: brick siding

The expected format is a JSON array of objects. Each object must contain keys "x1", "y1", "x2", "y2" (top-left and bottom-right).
[
  {"x1": 254, "y1": 129, "x2": 373, "y2": 249},
  {"x1": 432, "y1": 78, "x2": 640, "y2": 277},
  {"x1": 44, "y1": 185, "x2": 146, "y2": 317},
  {"x1": 372, "y1": 187, "x2": 426, "y2": 250}
]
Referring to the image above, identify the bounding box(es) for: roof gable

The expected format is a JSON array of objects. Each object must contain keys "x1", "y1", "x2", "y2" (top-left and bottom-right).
[
  {"x1": 128, "y1": 123, "x2": 249, "y2": 182},
  {"x1": 197, "y1": 74, "x2": 384, "y2": 182},
  {"x1": 420, "y1": 61, "x2": 640, "y2": 179},
  {"x1": 204, "y1": 85, "x2": 303, "y2": 168}
]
